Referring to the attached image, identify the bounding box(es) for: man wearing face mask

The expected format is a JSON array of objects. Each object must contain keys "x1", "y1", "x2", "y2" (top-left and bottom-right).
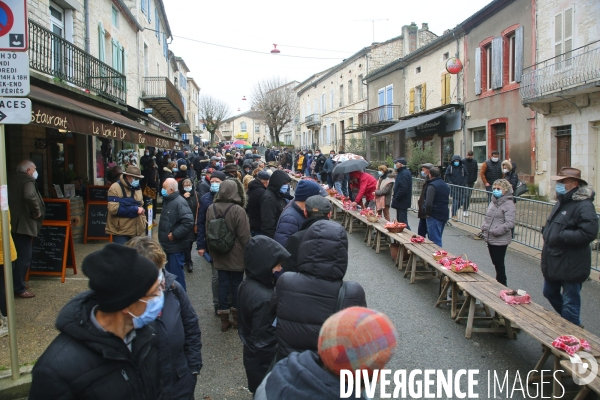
[
  {"x1": 30, "y1": 244, "x2": 162, "y2": 400},
  {"x1": 461, "y1": 150, "x2": 478, "y2": 217},
  {"x1": 422, "y1": 166, "x2": 449, "y2": 247},
  {"x1": 444, "y1": 155, "x2": 468, "y2": 221},
  {"x1": 106, "y1": 166, "x2": 146, "y2": 245},
  {"x1": 391, "y1": 157, "x2": 412, "y2": 228},
  {"x1": 480, "y1": 150, "x2": 503, "y2": 202},
  {"x1": 260, "y1": 170, "x2": 292, "y2": 239},
  {"x1": 8, "y1": 160, "x2": 45, "y2": 299},
  {"x1": 158, "y1": 179, "x2": 194, "y2": 291},
  {"x1": 541, "y1": 167, "x2": 598, "y2": 327}
]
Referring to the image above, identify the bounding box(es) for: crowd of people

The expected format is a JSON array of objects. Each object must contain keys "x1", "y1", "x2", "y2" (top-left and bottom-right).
[{"x1": 0, "y1": 143, "x2": 595, "y2": 398}]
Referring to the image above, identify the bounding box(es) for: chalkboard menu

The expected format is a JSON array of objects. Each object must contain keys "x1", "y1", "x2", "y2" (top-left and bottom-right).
[
  {"x1": 88, "y1": 186, "x2": 110, "y2": 202},
  {"x1": 31, "y1": 225, "x2": 68, "y2": 273},
  {"x1": 85, "y1": 203, "x2": 110, "y2": 240},
  {"x1": 44, "y1": 199, "x2": 70, "y2": 222}
]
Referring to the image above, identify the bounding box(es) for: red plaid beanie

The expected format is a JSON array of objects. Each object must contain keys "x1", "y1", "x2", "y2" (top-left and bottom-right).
[{"x1": 318, "y1": 307, "x2": 397, "y2": 376}]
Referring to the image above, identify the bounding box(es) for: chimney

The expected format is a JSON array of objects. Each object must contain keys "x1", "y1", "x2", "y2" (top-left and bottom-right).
[{"x1": 422, "y1": 23, "x2": 429, "y2": 30}]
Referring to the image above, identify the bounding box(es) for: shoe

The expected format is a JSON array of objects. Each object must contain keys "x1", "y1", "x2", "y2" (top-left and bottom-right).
[
  {"x1": 463, "y1": 211, "x2": 469, "y2": 217},
  {"x1": 451, "y1": 215, "x2": 458, "y2": 222},
  {"x1": 16, "y1": 291, "x2": 35, "y2": 298},
  {"x1": 0, "y1": 316, "x2": 7, "y2": 338},
  {"x1": 231, "y1": 307, "x2": 238, "y2": 330},
  {"x1": 187, "y1": 262, "x2": 193, "y2": 273},
  {"x1": 218, "y1": 310, "x2": 231, "y2": 332},
  {"x1": 473, "y1": 232, "x2": 483, "y2": 240}
]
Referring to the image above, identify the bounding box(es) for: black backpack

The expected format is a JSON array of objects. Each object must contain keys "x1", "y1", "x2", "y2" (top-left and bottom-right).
[{"x1": 206, "y1": 204, "x2": 236, "y2": 254}]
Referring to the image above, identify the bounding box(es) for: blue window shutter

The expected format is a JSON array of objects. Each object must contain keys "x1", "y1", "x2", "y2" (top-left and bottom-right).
[
  {"x1": 148, "y1": 1, "x2": 151, "y2": 22},
  {"x1": 491, "y1": 36, "x2": 503, "y2": 89},
  {"x1": 155, "y1": 11, "x2": 159, "y2": 38},
  {"x1": 475, "y1": 47, "x2": 482, "y2": 95},
  {"x1": 112, "y1": 39, "x2": 118, "y2": 70},
  {"x1": 515, "y1": 26, "x2": 524, "y2": 83},
  {"x1": 98, "y1": 22, "x2": 105, "y2": 63},
  {"x1": 141, "y1": 0, "x2": 145, "y2": 14}
]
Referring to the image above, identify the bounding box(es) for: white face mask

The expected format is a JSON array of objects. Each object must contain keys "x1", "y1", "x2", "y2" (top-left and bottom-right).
[
  {"x1": 491, "y1": 157, "x2": 499, "y2": 162},
  {"x1": 503, "y1": 168, "x2": 509, "y2": 174},
  {"x1": 32, "y1": 171, "x2": 39, "y2": 180}
]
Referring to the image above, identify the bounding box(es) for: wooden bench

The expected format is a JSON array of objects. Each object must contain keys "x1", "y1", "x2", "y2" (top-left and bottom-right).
[{"x1": 559, "y1": 359, "x2": 600, "y2": 400}]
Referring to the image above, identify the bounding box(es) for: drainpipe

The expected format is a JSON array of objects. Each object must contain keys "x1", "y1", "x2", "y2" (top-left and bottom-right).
[{"x1": 84, "y1": 0, "x2": 90, "y2": 53}]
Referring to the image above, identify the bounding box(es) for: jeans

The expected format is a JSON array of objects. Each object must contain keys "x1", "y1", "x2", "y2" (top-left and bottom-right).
[
  {"x1": 218, "y1": 270, "x2": 244, "y2": 310},
  {"x1": 487, "y1": 244, "x2": 508, "y2": 286},
  {"x1": 184, "y1": 241, "x2": 193, "y2": 267},
  {"x1": 542, "y1": 280, "x2": 583, "y2": 326},
  {"x1": 334, "y1": 181, "x2": 343, "y2": 193},
  {"x1": 394, "y1": 208, "x2": 410, "y2": 230},
  {"x1": 485, "y1": 185, "x2": 493, "y2": 203},
  {"x1": 12, "y1": 233, "x2": 33, "y2": 295},
  {"x1": 463, "y1": 183, "x2": 475, "y2": 211},
  {"x1": 425, "y1": 217, "x2": 445, "y2": 247},
  {"x1": 166, "y1": 251, "x2": 187, "y2": 291},
  {"x1": 112, "y1": 235, "x2": 132, "y2": 245},
  {"x1": 326, "y1": 173, "x2": 333, "y2": 189},
  {"x1": 342, "y1": 175, "x2": 349, "y2": 196},
  {"x1": 212, "y1": 265, "x2": 219, "y2": 310},
  {"x1": 451, "y1": 186, "x2": 465, "y2": 217},
  {"x1": 418, "y1": 218, "x2": 428, "y2": 237}
]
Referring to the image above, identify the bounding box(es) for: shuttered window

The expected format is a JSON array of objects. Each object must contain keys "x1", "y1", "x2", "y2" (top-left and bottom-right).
[
  {"x1": 491, "y1": 36, "x2": 503, "y2": 89},
  {"x1": 420, "y1": 83, "x2": 426, "y2": 111},
  {"x1": 555, "y1": 7, "x2": 574, "y2": 69},
  {"x1": 409, "y1": 88, "x2": 415, "y2": 114},
  {"x1": 330, "y1": 89, "x2": 334, "y2": 110},
  {"x1": 141, "y1": 0, "x2": 146, "y2": 14},
  {"x1": 148, "y1": 0, "x2": 151, "y2": 22},
  {"x1": 475, "y1": 47, "x2": 482, "y2": 95},
  {"x1": 441, "y1": 73, "x2": 451, "y2": 105},
  {"x1": 514, "y1": 26, "x2": 524, "y2": 82},
  {"x1": 321, "y1": 94, "x2": 326, "y2": 114}
]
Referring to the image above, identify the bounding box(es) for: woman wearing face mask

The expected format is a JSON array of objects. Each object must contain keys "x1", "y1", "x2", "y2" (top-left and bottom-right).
[
  {"x1": 126, "y1": 237, "x2": 202, "y2": 400},
  {"x1": 180, "y1": 179, "x2": 199, "y2": 273},
  {"x1": 481, "y1": 179, "x2": 516, "y2": 286},
  {"x1": 160, "y1": 161, "x2": 176, "y2": 190},
  {"x1": 374, "y1": 165, "x2": 396, "y2": 221},
  {"x1": 502, "y1": 160, "x2": 519, "y2": 195}
]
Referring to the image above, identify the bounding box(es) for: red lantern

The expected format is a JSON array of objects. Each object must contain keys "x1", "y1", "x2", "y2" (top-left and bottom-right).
[
  {"x1": 446, "y1": 57, "x2": 463, "y2": 74},
  {"x1": 271, "y1": 44, "x2": 280, "y2": 54}
]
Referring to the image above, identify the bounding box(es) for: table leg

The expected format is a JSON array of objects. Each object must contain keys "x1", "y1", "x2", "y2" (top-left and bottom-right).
[
  {"x1": 349, "y1": 216, "x2": 354, "y2": 233},
  {"x1": 404, "y1": 253, "x2": 413, "y2": 279},
  {"x1": 465, "y1": 296, "x2": 477, "y2": 338},
  {"x1": 375, "y1": 231, "x2": 381, "y2": 254},
  {"x1": 436, "y1": 277, "x2": 451, "y2": 308},
  {"x1": 455, "y1": 294, "x2": 471, "y2": 323},
  {"x1": 410, "y1": 254, "x2": 418, "y2": 284},
  {"x1": 451, "y1": 282, "x2": 458, "y2": 319},
  {"x1": 397, "y1": 245, "x2": 406, "y2": 271}
]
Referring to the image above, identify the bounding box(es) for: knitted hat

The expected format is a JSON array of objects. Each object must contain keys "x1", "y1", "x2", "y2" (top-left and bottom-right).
[
  {"x1": 257, "y1": 170, "x2": 270, "y2": 180},
  {"x1": 82, "y1": 244, "x2": 158, "y2": 313},
  {"x1": 294, "y1": 180, "x2": 327, "y2": 201},
  {"x1": 318, "y1": 307, "x2": 397, "y2": 376},
  {"x1": 210, "y1": 171, "x2": 227, "y2": 181}
]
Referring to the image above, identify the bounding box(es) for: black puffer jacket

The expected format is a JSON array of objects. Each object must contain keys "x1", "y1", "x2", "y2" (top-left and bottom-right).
[
  {"x1": 29, "y1": 291, "x2": 160, "y2": 400},
  {"x1": 238, "y1": 236, "x2": 290, "y2": 393},
  {"x1": 260, "y1": 170, "x2": 290, "y2": 238},
  {"x1": 180, "y1": 189, "x2": 199, "y2": 242},
  {"x1": 274, "y1": 220, "x2": 367, "y2": 358},
  {"x1": 246, "y1": 179, "x2": 266, "y2": 233},
  {"x1": 462, "y1": 157, "x2": 479, "y2": 185},
  {"x1": 444, "y1": 155, "x2": 468, "y2": 186},
  {"x1": 541, "y1": 185, "x2": 599, "y2": 283},
  {"x1": 282, "y1": 216, "x2": 329, "y2": 272},
  {"x1": 391, "y1": 166, "x2": 412, "y2": 210},
  {"x1": 158, "y1": 192, "x2": 194, "y2": 253}
]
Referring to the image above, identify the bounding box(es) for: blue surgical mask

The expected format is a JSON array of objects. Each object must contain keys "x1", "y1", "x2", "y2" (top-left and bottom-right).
[
  {"x1": 161, "y1": 188, "x2": 168, "y2": 197},
  {"x1": 131, "y1": 179, "x2": 140, "y2": 188},
  {"x1": 210, "y1": 183, "x2": 220, "y2": 193},
  {"x1": 173, "y1": 167, "x2": 179, "y2": 172},
  {"x1": 377, "y1": 171, "x2": 383, "y2": 176},
  {"x1": 280, "y1": 184, "x2": 289, "y2": 193},
  {"x1": 555, "y1": 182, "x2": 567, "y2": 195},
  {"x1": 493, "y1": 189, "x2": 503, "y2": 198},
  {"x1": 128, "y1": 291, "x2": 164, "y2": 329},
  {"x1": 273, "y1": 270, "x2": 284, "y2": 280},
  {"x1": 421, "y1": 171, "x2": 427, "y2": 178},
  {"x1": 453, "y1": 161, "x2": 459, "y2": 167},
  {"x1": 184, "y1": 186, "x2": 192, "y2": 192}
]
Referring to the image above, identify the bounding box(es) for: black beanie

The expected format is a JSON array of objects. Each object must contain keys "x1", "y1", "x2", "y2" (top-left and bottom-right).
[{"x1": 82, "y1": 243, "x2": 158, "y2": 312}]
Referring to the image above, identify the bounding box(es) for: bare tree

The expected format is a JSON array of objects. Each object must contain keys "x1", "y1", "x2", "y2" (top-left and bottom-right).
[
  {"x1": 251, "y1": 77, "x2": 298, "y2": 147},
  {"x1": 198, "y1": 95, "x2": 230, "y2": 144}
]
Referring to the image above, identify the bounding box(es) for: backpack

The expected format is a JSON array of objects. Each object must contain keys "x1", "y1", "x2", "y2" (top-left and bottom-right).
[{"x1": 206, "y1": 203, "x2": 236, "y2": 254}]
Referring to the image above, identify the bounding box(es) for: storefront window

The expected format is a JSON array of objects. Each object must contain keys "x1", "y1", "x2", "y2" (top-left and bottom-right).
[
  {"x1": 472, "y1": 129, "x2": 486, "y2": 163},
  {"x1": 441, "y1": 136, "x2": 454, "y2": 170}
]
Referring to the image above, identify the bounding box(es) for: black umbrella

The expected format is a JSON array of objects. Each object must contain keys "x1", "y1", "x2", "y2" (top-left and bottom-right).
[{"x1": 332, "y1": 159, "x2": 369, "y2": 174}]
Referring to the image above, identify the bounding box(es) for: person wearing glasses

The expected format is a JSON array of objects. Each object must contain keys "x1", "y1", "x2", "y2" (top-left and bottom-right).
[{"x1": 30, "y1": 244, "x2": 163, "y2": 400}]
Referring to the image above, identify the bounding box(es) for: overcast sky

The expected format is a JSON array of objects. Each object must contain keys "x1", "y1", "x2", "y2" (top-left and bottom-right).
[{"x1": 163, "y1": 0, "x2": 493, "y2": 117}]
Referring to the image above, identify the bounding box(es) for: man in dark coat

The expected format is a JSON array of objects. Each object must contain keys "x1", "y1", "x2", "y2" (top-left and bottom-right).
[
  {"x1": 313, "y1": 150, "x2": 326, "y2": 182},
  {"x1": 445, "y1": 154, "x2": 468, "y2": 220},
  {"x1": 8, "y1": 159, "x2": 45, "y2": 298},
  {"x1": 422, "y1": 166, "x2": 449, "y2": 247},
  {"x1": 197, "y1": 168, "x2": 214, "y2": 198},
  {"x1": 30, "y1": 244, "x2": 161, "y2": 400},
  {"x1": 280, "y1": 148, "x2": 292, "y2": 170},
  {"x1": 480, "y1": 150, "x2": 503, "y2": 202},
  {"x1": 541, "y1": 167, "x2": 599, "y2": 326},
  {"x1": 238, "y1": 236, "x2": 290, "y2": 393},
  {"x1": 158, "y1": 179, "x2": 194, "y2": 291},
  {"x1": 246, "y1": 171, "x2": 270, "y2": 236},
  {"x1": 283, "y1": 196, "x2": 331, "y2": 272},
  {"x1": 461, "y1": 150, "x2": 478, "y2": 217},
  {"x1": 260, "y1": 170, "x2": 291, "y2": 238},
  {"x1": 391, "y1": 157, "x2": 412, "y2": 229},
  {"x1": 274, "y1": 220, "x2": 367, "y2": 359}
]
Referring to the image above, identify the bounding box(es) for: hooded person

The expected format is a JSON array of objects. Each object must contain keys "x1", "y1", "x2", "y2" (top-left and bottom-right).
[
  {"x1": 444, "y1": 155, "x2": 468, "y2": 220},
  {"x1": 273, "y1": 180, "x2": 327, "y2": 247},
  {"x1": 260, "y1": 170, "x2": 291, "y2": 238},
  {"x1": 273, "y1": 220, "x2": 367, "y2": 360},
  {"x1": 246, "y1": 170, "x2": 271, "y2": 236},
  {"x1": 349, "y1": 171, "x2": 377, "y2": 209},
  {"x1": 255, "y1": 307, "x2": 398, "y2": 400},
  {"x1": 197, "y1": 167, "x2": 215, "y2": 198},
  {"x1": 106, "y1": 166, "x2": 146, "y2": 244},
  {"x1": 238, "y1": 236, "x2": 290, "y2": 393}
]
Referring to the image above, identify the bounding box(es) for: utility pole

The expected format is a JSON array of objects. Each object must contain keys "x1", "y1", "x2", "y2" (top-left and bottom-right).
[{"x1": 355, "y1": 19, "x2": 389, "y2": 43}]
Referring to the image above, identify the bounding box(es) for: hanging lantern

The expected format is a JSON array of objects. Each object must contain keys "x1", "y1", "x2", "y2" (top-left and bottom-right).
[
  {"x1": 237, "y1": 108, "x2": 241, "y2": 112},
  {"x1": 446, "y1": 57, "x2": 463, "y2": 74},
  {"x1": 242, "y1": 96, "x2": 247, "y2": 101},
  {"x1": 270, "y1": 44, "x2": 280, "y2": 54}
]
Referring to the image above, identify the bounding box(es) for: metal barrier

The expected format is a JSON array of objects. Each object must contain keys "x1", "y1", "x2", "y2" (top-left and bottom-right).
[{"x1": 410, "y1": 178, "x2": 600, "y2": 271}]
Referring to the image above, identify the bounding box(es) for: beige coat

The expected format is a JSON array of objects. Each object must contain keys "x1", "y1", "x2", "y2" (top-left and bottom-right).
[
  {"x1": 106, "y1": 176, "x2": 146, "y2": 236},
  {"x1": 8, "y1": 171, "x2": 45, "y2": 237}
]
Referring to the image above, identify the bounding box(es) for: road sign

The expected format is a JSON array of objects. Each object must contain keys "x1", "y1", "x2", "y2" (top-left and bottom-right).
[
  {"x1": 0, "y1": 97, "x2": 31, "y2": 124},
  {"x1": 0, "y1": 1, "x2": 27, "y2": 51},
  {"x1": 0, "y1": 51, "x2": 29, "y2": 95}
]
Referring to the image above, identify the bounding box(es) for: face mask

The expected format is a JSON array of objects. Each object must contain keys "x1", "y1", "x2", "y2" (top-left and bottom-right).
[
  {"x1": 273, "y1": 270, "x2": 284, "y2": 280},
  {"x1": 453, "y1": 161, "x2": 459, "y2": 167},
  {"x1": 555, "y1": 182, "x2": 567, "y2": 195},
  {"x1": 491, "y1": 157, "x2": 499, "y2": 162},
  {"x1": 329, "y1": 154, "x2": 334, "y2": 158},
  {"x1": 315, "y1": 153, "x2": 320, "y2": 157},
  {"x1": 161, "y1": 188, "x2": 168, "y2": 197},
  {"x1": 173, "y1": 167, "x2": 179, "y2": 172},
  {"x1": 492, "y1": 189, "x2": 503, "y2": 198},
  {"x1": 503, "y1": 168, "x2": 509, "y2": 174},
  {"x1": 421, "y1": 171, "x2": 427, "y2": 178},
  {"x1": 210, "y1": 183, "x2": 220, "y2": 193},
  {"x1": 184, "y1": 186, "x2": 192, "y2": 192},
  {"x1": 280, "y1": 184, "x2": 289, "y2": 193},
  {"x1": 194, "y1": 151, "x2": 198, "y2": 154},
  {"x1": 129, "y1": 291, "x2": 164, "y2": 329},
  {"x1": 32, "y1": 171, "x2": 39, "y2": 180},
  {"x1": 377, "y1": 171, "x2": 383, "y2": 176},
  {"x1": 131, "y1": 179, "x2": 140, "y2": 188},
  {"x1": 145, "y1": 152, "x2": 149, "y2": 156}
]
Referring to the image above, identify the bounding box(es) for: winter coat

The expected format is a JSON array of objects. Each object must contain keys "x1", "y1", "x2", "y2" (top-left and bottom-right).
[
  {"x1": 144, "y1": 165, "x2": 160, "y2": 192},
  {"x1": 106, "y1": 176, "x2": 146, "y2": 237},
  {"x1": 181, "y1": 189, "x2": 199, "y2": 242},
  {"x1": 260, "y1": 170, "x2": 290, "y2": 238},
  {"x1": 206, "y1": 179, "x2": 251, "y2": 272},
  {"x1": 349, "y1": 171, "x2": 377, "y2": 203},
  {"x1": 195, "y1": 192, "x2": 215, "y2": 250},
  {"x1": 265, "y1": 150, "x2": 276, "y2": 162},
  {"x1": 374, "y1": 172, "x2": 396, "y2": 207},
  {"x1": 274, "y1": 201, "x2": 305, "y2": 247},
  {"x1": 481, "y1": 159, "x2": 503, "y2": 186},
  {"x1": 504, "y1": 167, "x2": 519, "y2": 193},
  {"x1": 255, "y1": 350, "x2": 366, "y2": 400},
  {"x1": 462, "y1": 157, "x2": 479, "y2": 185},
  {"x1": 238, "y1": 236, "x2": 290, "y2": 393},
  {"x1": 274, "y1": 220, "x2": 367, "y2": 358},
  {"x1": 314, "y1": 154, "x2": 326, "y2": 173},
  {"x1": 160, "y1": 167, "x2": 174, "y2": 188},
  {"x1": 424, "y1": 177, "x2": 450, "y2": 222},
  {"x1": 322, "y1": 157, "x2": 334, "y2": 174},
  {"x1": 197, "y1": 176, "x2": 211, "y2": 198},
  {"x1": 295, "y1": 154, "x2": 306, "y2": 172},
  {"x1": 29, "y1": 291, "x2": 160, "y2": 400},
  {"x1": 282, "y1": 216, "x2": 329, "y2": 273},
  {"x1": 158, "y1": 191, "x2": 194, "y2": 254},
  {"x1": 0, "y1": 214, "x2": 17, "y2": 264},
  {"x1": 417, "y1": 178, "x2": 430, "y2": 219},
  {"x1": 541, "y1": 185, "x2": 599, "y2": 283},
  {"x1": 280, "y1": 152, "x2": 292, "y2": 169},
  {"x1": 246, "y1": 179, "x2": 267, "y2": 233},
  {"x1": 8, "y1": 171, "x2": 45, "y2": 237},
  {"x1": 391, "y1": 166, "x2": 412, "y2": 210},
  {"x1": 158, "y1": 271, "x2": 202, "y2": 400},
  {"x1": 444, "y1": 155, "x2": 468, "y2": 186},
  {"x1": 481, "y1": 190, "x2": 516, "y2": 246}
]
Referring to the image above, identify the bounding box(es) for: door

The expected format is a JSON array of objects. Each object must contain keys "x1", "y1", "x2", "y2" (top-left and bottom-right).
[
  {"x1": 386, "y1": 85, "x2": 393, "y2": 120},
  {"x1": 557, "y1": 135, "x2": 571, "y2": 173},
  {"x1": 378, "y1": 89, "x2": 385, "y2": 121},
  {"x1": 50, "y1": 2, "x2": 65, "y2": 75}
]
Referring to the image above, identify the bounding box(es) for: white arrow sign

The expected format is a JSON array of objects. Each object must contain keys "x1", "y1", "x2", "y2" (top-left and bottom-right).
[
  {"x1": 0, "y1": 51, "x2": 29, "y2": 96},
  {"x1": 0, "y1": 97, "x2": 31, "y2": 124}
]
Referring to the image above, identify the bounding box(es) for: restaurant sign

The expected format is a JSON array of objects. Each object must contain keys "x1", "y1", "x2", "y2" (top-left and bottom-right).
[{"x1": 407, "y1": 110, "x2": 462, "y2": 138}]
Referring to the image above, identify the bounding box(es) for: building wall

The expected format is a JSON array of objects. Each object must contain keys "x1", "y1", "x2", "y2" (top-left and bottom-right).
[{"x1": 28, "y1": 0, "x2": 86, "y2": 49}]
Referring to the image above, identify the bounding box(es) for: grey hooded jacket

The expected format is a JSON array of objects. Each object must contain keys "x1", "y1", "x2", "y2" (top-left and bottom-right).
[{"x1": 481, "y1": 188, "x2": 516, "y2": 246}]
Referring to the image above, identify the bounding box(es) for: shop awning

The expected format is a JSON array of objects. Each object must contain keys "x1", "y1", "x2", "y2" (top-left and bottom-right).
[
  {"x1": 372, "y1": 109, "x2": 451, "y2": 137},
  {"x1": 28, "y1": 86, "x2": 182, "y2": 150}
]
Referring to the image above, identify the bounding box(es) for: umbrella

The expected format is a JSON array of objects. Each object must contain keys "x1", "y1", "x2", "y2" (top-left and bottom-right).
[
  {"x1": 332, "y1": 158, "x2": 369, "y2": 174},
  {"x1": 232, "y1": 140, "x2": 252, "y2": 149},
  {"x1": 332, "y1": 153, "x2": 365, "y2": 163}
]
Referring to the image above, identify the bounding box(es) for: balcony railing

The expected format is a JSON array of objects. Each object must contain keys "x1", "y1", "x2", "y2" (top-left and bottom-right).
[
  {"x1": 142, "y1": 77, "x2": 185, "y2": 123},
  {"x1": 357, "y1": 105, "x2": 403, "y2": 126},
  {"x1": 28, "y1": 21, "x2": 127, "y2": 104},
  {"x1": 520, "y1": 40, "x2": 600, "y2": 102},
  {"x1": 305, "y1": 113, "x2": 321, "y2": 127}
]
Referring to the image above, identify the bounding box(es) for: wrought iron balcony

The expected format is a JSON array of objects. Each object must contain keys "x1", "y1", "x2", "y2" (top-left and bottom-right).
[
  {"x1": 142, "y1": 77, "x2": 186, "y2": 124},
  {"x1": 28, "y1": 21, "x2": 127, "y2": 104},
  {"x1": 357, "y1": 105, "x2": 403, "y2": 128},
  {"x1": 520, "y1": 40, "x2": 600, "y2": 104},
  {"x1": 305, "y1": 113, "x2": 321, "y2": 127}
]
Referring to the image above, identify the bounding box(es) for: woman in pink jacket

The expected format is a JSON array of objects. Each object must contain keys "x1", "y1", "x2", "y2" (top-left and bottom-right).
[{"x1": 349, "y1": 171, "x2": 378, "y2": 209}]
